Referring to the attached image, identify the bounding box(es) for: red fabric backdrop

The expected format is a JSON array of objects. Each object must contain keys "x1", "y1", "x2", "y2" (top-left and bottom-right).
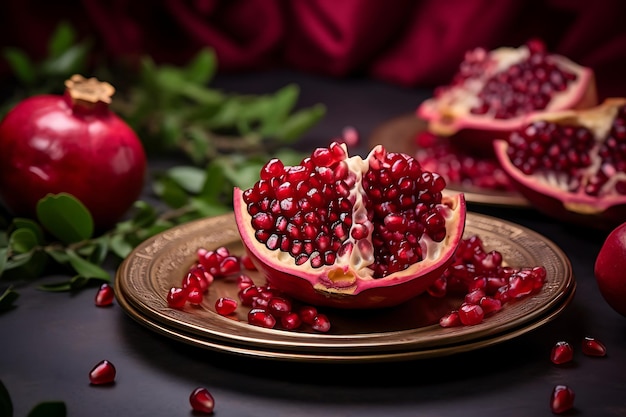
[{"x1": 1, "y1": 0, "x2": 625, "y2": 98}]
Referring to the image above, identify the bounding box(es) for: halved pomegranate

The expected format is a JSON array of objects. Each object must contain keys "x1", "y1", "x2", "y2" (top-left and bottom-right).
[
  {"x1": 417, "y1": 39, "x2": 597, "y2": 153},
  {"x1": 494, "y1": 98, "x2": 626, "y2": 228},
  {"x1": 233, "y1": 142, "x2": 466, "y2": 309}
]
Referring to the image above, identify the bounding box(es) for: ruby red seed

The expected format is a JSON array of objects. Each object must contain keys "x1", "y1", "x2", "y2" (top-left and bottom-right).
[
  {"x1": 189, "y1": 387, "x2": 215, "y2": 414},
  {"x1": 167, "y1": 287, "x2": 189, "y2": 309},
  {"x1": 550, "y1": 341, "x2": 574, "y2": 365},
  {"x1": 581, "y1": 336, "x2": 607, "y2": 357},
  {"x1": 89, "y1": 360, "x2": 116, "y2": 385},
  {"x1": 550, "y1": 384, "x2": 575, "y2": 414},
  {"x1": 215, "y1": 297, "x2": 238, "y2": 316},
  {"x1": 95, "y1": 283, "x2": 115, "y2": 307}
]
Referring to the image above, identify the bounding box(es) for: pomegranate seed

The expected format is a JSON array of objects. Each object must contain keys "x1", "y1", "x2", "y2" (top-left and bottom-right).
[
  {"x1": 478, "y1": 296, "x2": 501, "y2": 315},
  {"x1": 237, "y1": 274, "x2": 255, "y2": 290},
  {"x1": 550, "y1": 341, "x2": 574, "y2": 364},
  {"x1": 187, "y1": 287, "x2": 204, "y2": 305},
  {"x1": 581, "y1": 336, "x2": 607, "y2": 357},
  {"x1": 248, "y1": 308, "x2": 276, "y2": 329},
  {"x1": 280, "y1": 312, "x2": 302, "y2": 330},
  {"x1": 298, "y1": 306, "x2": 318, "y2": 325},
  {"x1": 439, "y1": 311, "x2": 461, "y2": 327},
  {"x1": 241, "y1": 254, "x2": 257, "y2": 271},
  {"x1": 167, "y1": 287, "x2": 189, "y2": 309},
  {"x1": 215, "y1": 297, "x2": 238, "y2": 316},
  {"x1": 95, "y1": 283, "x2": 115, "y2": 307},
  {"x1": 267, "y1": 296, "x2": 292, "y2": 318},
  {"x1": 189, "y1": 387, "x2": 215, "y2": 414},
  {"x1": 219, "y1": 255, "x2": 241, "y2": 276},
  {"x1": 239, "y1": 285, "x2": 261, "y2": 306},
  {"x1": 427, "y1": 276, "x2": 447, "y2": 297},
  {"x1": 550, "y1": 384, "x2": 575, "y2": 414},
  {"x1": 182, "y1": 271, "x2": 205, "y2": 291},
  {"x1": 311, "y1": 314, "x2": 331, "y2": 332},
  {"x1": 465, "y1": 288, "x2": 485, "y2": 304},
  {"x1": 89, "y1": 360, "x2": 116, "y2": 385},
  {"x1": 458, "y1": 303, "x2": 484, "y2": 326}
]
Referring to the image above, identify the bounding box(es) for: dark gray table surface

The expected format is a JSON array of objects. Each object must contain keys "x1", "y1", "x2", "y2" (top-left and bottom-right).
[{"x1": 1, "y1": 71, "x2": 625, "y2": 417}]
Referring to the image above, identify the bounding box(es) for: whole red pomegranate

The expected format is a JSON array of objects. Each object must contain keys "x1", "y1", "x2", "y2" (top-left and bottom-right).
[
  {"x1": 494, "y1": 98, "x2": 626, "y2": 229},
  {"x1": 0, "y1": 75, "x2": 146, "y2": 230},
  {"x1": 594, "y1": 222, "x2": 626, "y2": 317},
  {"x1": 234, "y1": 142, "x2": 466, "y2": 309},
  {"x1": 417, "y1": 39, "x2": 597, "y2": 153}
]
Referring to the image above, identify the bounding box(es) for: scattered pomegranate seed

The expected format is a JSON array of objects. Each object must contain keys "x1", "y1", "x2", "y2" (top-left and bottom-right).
[
  {"x1": 581, "y1": 336, "x2": 607, "y2": 357},
  {"x1": 439, "y1": 311, "x2": 461, "y2": 327},
  {"x1": 167, "y1": 287, "x2": 189, "y2": 309},
  {"x1": 311, "y1": 314, "x2": 331, "y2": 332},
  {"x1": 298, "y1": 306, "x2": 318, "y2": 325},
  {"x1": 95, "y1": 283, "x2": 115, "y2": 307},
  {"x1": 550, "y1": 341, "x2": 574, "y2": 365},
  {"x1": 550, "y1": 384, "x2": 575, "y2": 414},
  {"x1": 248, "y1": 308, "x2": 277, "y2": 329},
  {"x1": 215, "y1": 297, "x2": 238, "y2": 316},
  {"x1": 432, "y1": 235, "x2": 546, "y2": 327},
  {"x1": 268, "y1": 296, "x2": 292, "y2": 318},
  {"x1": 187, "y1": 287, "x2": 204, "y2": 305},
  {"x1": 241, "y1": 254, "x2": 257, "y2": 271},
  {"x1": 458, "y1": 303, "x2": 484, "y2": 326},
  {"x1": 280, "y1": 312, "x2": 302, "y2": 330},
  {"x1": 237, "y1": 274, "x2": 255, "y2": 290},
  {"x1": 189, "y1": 387, "x2": 215, "y2": 414},
  {"x1": 89, "y1": 360, "x2": 116, "y2": 385}
]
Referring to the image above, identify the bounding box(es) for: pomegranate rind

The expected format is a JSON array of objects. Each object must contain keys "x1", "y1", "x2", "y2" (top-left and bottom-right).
[
  {"x1": 493, "y1": 98, "x2": 626, "y2": 229},
  {"x1": 417, "y1": 44, "x2": 598, "y2": 153},
  {"x1": 234, "y1": 188, "x2": 466, "y2": 309},
  {"x1": 594, "y1": 222, "x2": 626, "y2": 317}
]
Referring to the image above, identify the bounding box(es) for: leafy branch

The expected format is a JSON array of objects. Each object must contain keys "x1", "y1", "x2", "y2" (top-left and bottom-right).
[{"x1": 0, "y1": 22, "x2": 325, "y2": 309}]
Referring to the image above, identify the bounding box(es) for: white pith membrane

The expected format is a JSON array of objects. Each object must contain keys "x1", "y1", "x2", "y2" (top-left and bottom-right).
[
  {"x1": 494, "y1": 98, "x2": 626, "y2": 213},
  {"x1": 417, "y1": 43, "x2": 596, "y2": 135},
  {"x1": 234, "y1": 143, "x2": 464, "y2": 295}
]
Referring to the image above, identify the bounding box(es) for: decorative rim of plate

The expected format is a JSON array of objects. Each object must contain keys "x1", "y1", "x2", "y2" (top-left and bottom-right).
[
  {"x1": 116, "y1": 275, "x2": 575, "y2": 363},
  {"x1": 115, "y1": 212, "x2": 574, "y2": 355}
]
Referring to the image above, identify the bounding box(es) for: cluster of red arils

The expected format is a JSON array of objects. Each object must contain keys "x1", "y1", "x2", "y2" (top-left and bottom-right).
[
  {"x1": 166, "y1": 246, "x2": 331, "y2": 333},
  {"x1": 548, "y1": 337, "x2": 607, "y2": 414},
  {"x1": 428, "y1": 234, "x2": 547, "y2": 327}
]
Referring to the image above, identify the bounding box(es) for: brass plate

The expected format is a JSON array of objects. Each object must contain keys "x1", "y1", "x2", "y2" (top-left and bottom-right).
[
  {"x1": 368, "y1": 114, "x2": 529, "y2": 207},
  {"x1": 115, "y1": 212, "x2": 574, "y2": 361}
]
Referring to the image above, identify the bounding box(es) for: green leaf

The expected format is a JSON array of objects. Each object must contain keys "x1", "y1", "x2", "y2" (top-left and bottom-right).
[
  {"x1": 36, "y1": 193, "x2": 94, "y2": 244},
  {"x1": 259, "y1": 84, "x2": 299, "y2": 136},
  {"x1": 0, "y1": 379, "x2": 13, "y2": 417},
  {"x1": 38, "y1": 281, "x2": 72, "y2": 292},
  {"x1": 8, "y1": 228, "x2": 39, "y2": 254},
  {"x1": 154, "y1": 177, "x2": 190, "y2": 209},
  {"x1": 129, "y1": 201, "x2": 158, "y2": 228},
  {"x1": 0, "y1": 247, "x2": 7, "y2": 275},
  {"x1": 2, "y1": 48, "x2": 36, "y2": 85},
  {"x1": 39, "y1": 273, "x2": 108, "y2": 293},
  {"x1": 109, "y1": 234, "x2": 135, "y2": 259},
  {"x1": 45, "y1": 248, "x2": 70, "y2": 264},
  {"x1": 190, "y1": 198, "x2": 230, "y2": 217},
  {"x1": 183, "y1": 48, "x2": 217, "y2": 85},
  {"x1": 66, "y1": 250, "x2": 110, "y2": 281},
  {"x1": 199, "y1": 161, "x2": 226, "y2": 201},
  {"x1": 11, "y1": 218, "x2": 44, "y2": 244},
  {"x1": 41, "y1": 42, "x2": 90, "y2": 77},
  {"x1": 0, "y1": 286, "x2": 19, "y2": 312},
  {"x1": 27, "y1": 401, "x2": 67, "y2": 417},
  {"x1": 48, "y1": 21, "x2": 76, "y2": 58},
  {"x1": 167, "y1": 166, "x2": 206, "y2": 194},
  {"x1": 274, "y1": 104, "x2": 326, "y2": 142}
]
